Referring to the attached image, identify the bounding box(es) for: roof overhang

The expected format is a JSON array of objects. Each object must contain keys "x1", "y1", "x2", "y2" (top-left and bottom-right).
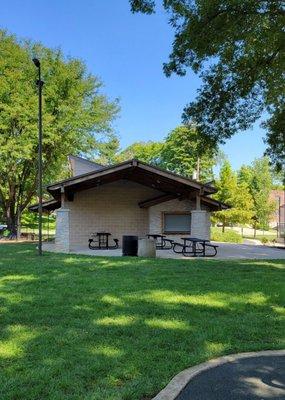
[
  {"x1": 29, "y1": 199, "x2": 61, "y2": 213},
  {"x1": 47, "y1": 159, "x2": 217, "y2": 199},
  {"x1": 200, "y1": 196, "x2": 229, "y2": 211}
]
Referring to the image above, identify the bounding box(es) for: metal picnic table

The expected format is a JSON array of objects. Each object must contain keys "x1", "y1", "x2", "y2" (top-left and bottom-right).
[
  {"x1": 147, "y1": 234, "x2": 173, "y2": 250},
  {"x1": 147, "y1": 234, "x2": 165, "y2": 249},
  {"x1": 180, "y1": 237, "x2": 210, "y2": 257},
  {"x1": 88, "y1": 232, "x2": 119, "y2": 250}
]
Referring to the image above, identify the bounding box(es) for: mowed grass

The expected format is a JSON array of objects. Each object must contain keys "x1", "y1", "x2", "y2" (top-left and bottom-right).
[{"x1": 0, "y1": 244, "x2": 284, "y2": 400}]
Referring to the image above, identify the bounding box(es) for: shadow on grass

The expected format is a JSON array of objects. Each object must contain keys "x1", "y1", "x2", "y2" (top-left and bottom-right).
[{"x1": 0, "y1": 243, "x2": 284, "y2": 400}]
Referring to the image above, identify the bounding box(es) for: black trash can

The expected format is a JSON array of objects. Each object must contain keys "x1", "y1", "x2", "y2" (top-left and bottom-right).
[{"x1": 122, "y1": 235, "x2": 138, "y2": 256}]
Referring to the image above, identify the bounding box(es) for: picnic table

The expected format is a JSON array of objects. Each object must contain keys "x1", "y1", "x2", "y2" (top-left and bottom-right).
[
  {"x1": 147, "y1": 234, "x2": 173, "y2": 250},
  {"x1": 172, "y1": 237, "x2": 218, "y2": 257},
  {"x1": 88, "y1": 232, "x2": 119, "y2": 250},
  {"x1": 181, "y1": 237, "x2": 210, "y2": 257},
  {"x1": 147, "y1": 234, "x2": 165, "y2": 248}
]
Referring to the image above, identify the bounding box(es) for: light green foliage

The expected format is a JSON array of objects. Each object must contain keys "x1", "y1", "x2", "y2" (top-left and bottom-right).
[
  {"x1": 213, "y1": 161, "x2": 254, "y2": 230},
  {"x1": 21, "y1": 211, "x2": 55, "y2": 231},
  {"x1": 0, "y1": 243, "x2": 284, "y2": 399},
  {"x1": 0, "y1": 31, "x2": 119, "y2": 234},
  {"x1": 238, "y1": 157, "x2": 276, "y2": 230},
  {"x1": 130, "y1": 0, "x2": 285, "y2": 171},
  {"x1": 260, "y1": 236, "x2": 269, "y2": 245},
  {"x1": 160, "y1": 125, "x2": 217, "y2": 181},
  {"x1": 117, "y1": 125, "x2": 219, "y2": 181},
  {"x1": 118, "y1": 140, "x2": 163, "y2": 165},
  {"x1": 210, "y1": 228, "x2": 243, "y2": 243}
]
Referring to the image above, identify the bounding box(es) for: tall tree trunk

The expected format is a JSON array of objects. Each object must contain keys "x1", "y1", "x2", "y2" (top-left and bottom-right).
[
  {"x1": 16, "y1": 211, "x2": 21, "y2": 240},
  {"x1": 6, "y1": 214, "x2": 17, "y2": 239}
]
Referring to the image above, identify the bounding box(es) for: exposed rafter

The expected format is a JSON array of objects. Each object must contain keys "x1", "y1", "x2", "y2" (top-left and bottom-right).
[{"x1": 138, "y1": 193, "x2": 179, "y2": 208}]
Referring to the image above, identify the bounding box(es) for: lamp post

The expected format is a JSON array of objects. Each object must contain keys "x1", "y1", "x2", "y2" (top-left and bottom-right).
[{"x1": 33, "y1": 58, "x2": 44, "y2": 256}]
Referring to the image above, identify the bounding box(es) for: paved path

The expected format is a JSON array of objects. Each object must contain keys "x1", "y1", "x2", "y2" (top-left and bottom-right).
[
  {"x1": 176, "y1": 355, "x2": 285, "y2": 400},
  {"x1": 156, "y1": 243, "x2": 285, "y2": 259},
  {"x1": 43, "y1": 242, "x2": 285, "y2": 259}
]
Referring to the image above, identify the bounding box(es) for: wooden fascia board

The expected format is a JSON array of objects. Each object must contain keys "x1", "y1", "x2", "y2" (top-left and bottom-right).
[
  {"x1": 47, "y1": 162, "x2": 133, "y2": 193},
  {"x1": 137, "y1": 162, "x2": 215, "y2": 193},
  {"x1": 201, "y1": 196, "x2": 229, "y2": 210},
  {"x1": 137, "y1": 163, "x2": 202, "y2": 190}
]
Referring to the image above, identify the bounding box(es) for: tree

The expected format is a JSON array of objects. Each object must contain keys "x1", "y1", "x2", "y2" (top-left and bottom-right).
[
  {"x1": 0, "y1": 31, "x2": 119, "y2": 236},
  {"x1": 160, "y1": 125, "x2": 217, "y2": 181},
  {"x1": 238, "y1": 157, "x2": 276, "y2": 231},
  {"x1": 118, "y1": 141, "x2": 164, "y2": 165},
  {"x1": 263, "y1": 109, "x2": 285, "y2": 176},
  {"x1": 130, "y1": 1, "x2": 285, "y2": 171},
  {"x1": 118, "y1": 125, "x2": 220, "y2": 180},
  {"x1": 213, "y1": 161, "x2": 254, "y2": 231},
  {"x1": 93, "y1": 133, "x2": 121, "y2": 165}
]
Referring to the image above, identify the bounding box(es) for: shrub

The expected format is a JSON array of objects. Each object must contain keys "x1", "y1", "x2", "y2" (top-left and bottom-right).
[
  {"x1": 260, "y1": 236, "x2": 269, "y2": 245},
  {"x1": 211, "y1": 229, "x2": 243, "y2": 243}
]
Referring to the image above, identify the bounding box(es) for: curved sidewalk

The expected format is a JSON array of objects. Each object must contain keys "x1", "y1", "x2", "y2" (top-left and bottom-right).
[{"x1": 152, "y1": 350, "x2": 285, "y2": 400}]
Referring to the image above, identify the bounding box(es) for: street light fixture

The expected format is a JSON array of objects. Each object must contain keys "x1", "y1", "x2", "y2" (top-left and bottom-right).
[{"x1": 33, "y1": 58, "x2": 44, "y2": 256}]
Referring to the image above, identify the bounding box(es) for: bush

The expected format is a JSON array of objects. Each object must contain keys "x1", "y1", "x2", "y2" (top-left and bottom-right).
[
  {"x1": 260, "y1": 236, "x2": 269, "y2": 245},
  {"x1": 211, "y1": 228, "x2": 243, "y2": 243}
]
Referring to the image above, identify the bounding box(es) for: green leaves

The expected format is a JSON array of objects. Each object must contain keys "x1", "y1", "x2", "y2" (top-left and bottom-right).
[
  {"x1": 0, "y1": 30, "x2": 119, "y2": 233},
  {"x1": 118, "y1": 141, "x2": 164, "y2": 166},
  {"x1": 117, "y1": 125, "x2": 218, "y2": 181},
  {"x1": 214, "y1": 157, "x2": 276, "y2": 229},
  {"x1": 239, "y1": 157, "x2": 277, "y2": 229},
  {"x1": 130, "y1": 0, "x2": 155, "y2": 14},
  {"x1": 160, "y1": 124, "x2": 217, "y2": 181},
  {"x1": 213, "y1": 160, "x2": 254, "y2": 227},
  {"x1": 130, "y1": 0, "x2": 285, "y2": 171}
]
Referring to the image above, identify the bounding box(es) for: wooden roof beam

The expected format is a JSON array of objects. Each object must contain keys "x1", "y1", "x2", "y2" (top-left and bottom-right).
[{"x1": 138, "y1": 193, "x2": 179, "y2": 208}]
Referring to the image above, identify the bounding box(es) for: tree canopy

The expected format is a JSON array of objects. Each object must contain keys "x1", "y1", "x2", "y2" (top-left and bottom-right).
[
  {"x1": 130, "y1": 0, "x2": 285, "y2": 171},
  {"x1": 0, "y1": 31, "x2": 119, "y2": 235},
  {"x1": 117, "y1": 141, "x2": 163, "y2": 165},
  {"x1": 160, "y1": 125, "x2": 217, "y2": 181},
  {"x1": 93, "y1": 133, "x2": 121, "y2": 165},
  {"x1": 238, "y1": 157, "x2": 276, "y2": 230},
  {"x1": 213, "y1": 161, "x2": 254, "y2": 231},
  {"x1": 117, "y1": 125, "x2": 219, "y2": 181},
  {"x1": 213, "y1": 157, "x2": 276, "y2": 231}
]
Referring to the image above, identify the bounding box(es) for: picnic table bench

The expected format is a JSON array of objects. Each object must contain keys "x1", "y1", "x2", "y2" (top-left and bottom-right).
[
  {"x1": 147, "y1": 234, "x2": 174, "y2": 250},
  {"x1": 173, "y1": 237, "x2": 218, "y2": 257},
  {"x1": 88, "y1": 232, "x2": 119, "y2": 250}
]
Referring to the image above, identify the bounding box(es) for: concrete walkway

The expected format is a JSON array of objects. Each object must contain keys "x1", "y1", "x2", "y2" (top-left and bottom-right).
[
  {"x1": 152, "y1": 351, "x2": 285, "y2": 400},
  {"x1": 43, "y1": 242, "x2": 285, "y2": 259},
  {"x1": 176, "y1": 353, "x2": 285, "y2": 400}
]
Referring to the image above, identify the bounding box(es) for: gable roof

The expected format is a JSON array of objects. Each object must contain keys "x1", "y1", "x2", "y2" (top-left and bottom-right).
[
  {"x1": 68, "y1": 155, "x2": 104, "y2": 177},
  {"x1": 47, "y1": 159, "x2": 217, "y2": 199},
  {"x1": 29, "y1": 159, "x2": 230, "y2": 213}
]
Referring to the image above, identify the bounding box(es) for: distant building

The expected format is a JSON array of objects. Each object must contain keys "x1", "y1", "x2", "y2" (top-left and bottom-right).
[{"x1": 270, "y1": 190, "x2": 285, "y2": 232}]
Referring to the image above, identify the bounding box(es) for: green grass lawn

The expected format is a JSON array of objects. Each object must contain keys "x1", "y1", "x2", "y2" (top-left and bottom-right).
[{"x1": 0, "y1": 244, "x2": 284, "y2": 400}]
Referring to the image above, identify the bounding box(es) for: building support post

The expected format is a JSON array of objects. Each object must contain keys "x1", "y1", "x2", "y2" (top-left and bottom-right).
[{"x1": 55, "y1": 186, "x2": 70, "y2": 252}]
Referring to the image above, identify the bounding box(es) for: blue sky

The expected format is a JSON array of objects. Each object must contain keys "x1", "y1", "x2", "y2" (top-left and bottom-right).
[{"x1": 1, "y1": 0, "x2": 267, "y2": 170}]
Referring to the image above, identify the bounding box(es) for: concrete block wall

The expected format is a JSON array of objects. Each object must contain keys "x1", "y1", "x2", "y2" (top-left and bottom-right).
[
  {"x1": 55, "y1": 208, "x2": 70, "y2": 252},
  {"x1": 191, "y1": 210, "x2": 211, "y2": 240},
  {"x1": 54, "y1": 181, "x2": 212, "y2": 250},
  {"x1": 66, "y1": 180, "x2": 160, "y2": 249}
]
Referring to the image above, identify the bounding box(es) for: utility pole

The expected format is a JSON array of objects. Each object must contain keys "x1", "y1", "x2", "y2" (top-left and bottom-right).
[{"x1": 32, "y1": 58, "x2": 44, "y2": 256}]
